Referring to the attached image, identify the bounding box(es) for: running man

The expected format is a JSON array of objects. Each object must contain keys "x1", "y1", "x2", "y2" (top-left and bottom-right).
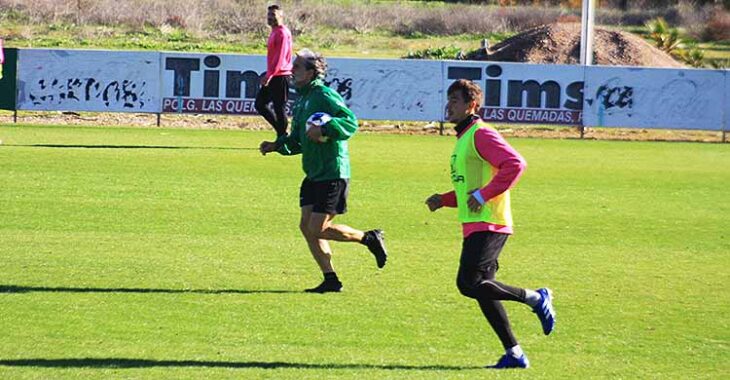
[
  {"x1": 255, "y1": 4, "x2": 293, "y2": 138},
  {"x1": 425, "y1": 79, "x2": 555, "y2": 369},
  {"x1": 260, "y1": 49, "x2": 387, "y2": 293}
]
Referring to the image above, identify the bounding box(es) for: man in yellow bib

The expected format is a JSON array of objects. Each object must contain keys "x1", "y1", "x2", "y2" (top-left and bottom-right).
[{"x1": 426, "y1": 80, "x2": 555, "y2": 369}]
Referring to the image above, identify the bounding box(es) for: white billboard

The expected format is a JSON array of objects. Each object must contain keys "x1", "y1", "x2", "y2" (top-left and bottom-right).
[
  {"x1": 326, "y1": 58, "x2": 443, "y2": 121},
  {"x1": 16, "y1": 49, "x2": 160, "y2": 113},
  {"x1": 442, "y1": 61, "x2": 585, "y2": 125},
  {"x1": 160, "y1": 53, "x2": 443, "y2": 121},
  {"x1": 12, "y1": 48, "x2": 729, "y2": 130},
  {"x1": 583, "y1": 66, "x2": 726, "y2": 130}
]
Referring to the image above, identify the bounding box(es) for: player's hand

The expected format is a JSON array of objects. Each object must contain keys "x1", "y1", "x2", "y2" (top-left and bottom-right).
[
  {"x1": 306, "y1": 124, "x2": 324, "y2": 143},
  {"x1": 259, "y1": 141, "x2": 278, "y2": 155},
  {"x1": 260, "y1": 76, "x2": 270, "y2": 87},
  {"x1": 467, "y1": 189, "x2": 484, "y2": 212},
  {"x1": 425, "y1": 194, "x2": 443, "y2": 212}
]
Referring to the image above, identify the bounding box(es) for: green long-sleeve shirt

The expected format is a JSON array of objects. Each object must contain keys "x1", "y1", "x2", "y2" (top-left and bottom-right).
[{"x1": 276, "y1": 79, "x2": 358, "y2": 181}]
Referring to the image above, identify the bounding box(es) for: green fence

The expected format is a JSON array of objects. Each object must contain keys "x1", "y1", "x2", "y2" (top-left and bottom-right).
[{"x1": 0, "y1": 48, "x2": 17, "y2": 111}]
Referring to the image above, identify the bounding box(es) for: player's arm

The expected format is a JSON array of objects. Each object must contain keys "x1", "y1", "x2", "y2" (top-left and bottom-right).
[
  {"x1": 319, "y1": 91, "x2": 358, "y2": 141},
  {"x1": 426, "y1": 191, "x2": 457, "y2": 211},
  {"x1": 261, "y1": 122, "x2": 302, "y2": 156},
  {"x1": 467, "y1": 128, "x2": 526, "y2": 211},
  {"x1": 275, "y1": 124, "x2": 302, "y2": 155}
]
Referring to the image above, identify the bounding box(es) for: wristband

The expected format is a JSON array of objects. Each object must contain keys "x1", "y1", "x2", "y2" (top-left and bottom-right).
[{"x1": 471, "y1": 190, "x2": 485, "y2": 205}]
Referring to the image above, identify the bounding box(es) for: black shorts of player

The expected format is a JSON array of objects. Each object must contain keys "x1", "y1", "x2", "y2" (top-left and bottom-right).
[
  {"x1": 299, "y1": 178, "x2": 349, "y2": 215},
  {"x1": 457, "y1": 231, "x2": 509, "y2": 293}
]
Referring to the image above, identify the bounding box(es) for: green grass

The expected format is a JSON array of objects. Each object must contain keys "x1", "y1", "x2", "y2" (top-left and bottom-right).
[
  {"x1": 0, "y1": 124, "x2": 728, "y2": 379},
  {"x1": 1, "y1": 21, "x2": 507, "y2": 59}
]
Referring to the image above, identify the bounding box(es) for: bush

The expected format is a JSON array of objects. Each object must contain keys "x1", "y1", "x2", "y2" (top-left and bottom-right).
[
  {"x1": 403, "y1": 45, "x2": 465, "y2": 60},
  {"x1": 674, "y1": 46, "x2": 705, "y2": 68},
  {"x1": 645, "y1": 17, "x2": 684, "y2": 53},
  {"x1": 708, "y1": 58, "x2": 730, "y2": 69}
]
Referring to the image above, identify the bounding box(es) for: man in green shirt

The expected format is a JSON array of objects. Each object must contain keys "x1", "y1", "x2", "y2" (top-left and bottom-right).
[{"x1": 260, "y1": 49, "x2": 388, "y2": 293}]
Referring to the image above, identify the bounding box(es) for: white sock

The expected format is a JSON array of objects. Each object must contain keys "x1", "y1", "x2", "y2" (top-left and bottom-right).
[
  {"x1": 524, "y1": 289, "x2": 541, "y2": 307},
  {"x1": 507, "y1": 345, "x2": 524, "y2": 358}
]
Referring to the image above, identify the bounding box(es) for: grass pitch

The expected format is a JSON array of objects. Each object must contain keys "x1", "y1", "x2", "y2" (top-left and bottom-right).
[{"x1": 0, "y1": 124, "x2": 728, "y2": 379}]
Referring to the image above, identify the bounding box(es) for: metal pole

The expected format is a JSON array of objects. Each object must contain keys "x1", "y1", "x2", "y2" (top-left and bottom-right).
[
  {"x1": 439, "y1": 121, "x2": 444, "y2": 136},
  {"x1": 579, "y1": 0, "x2": 596, "y2": 139},
  {"x1": 13, "y1": 110, "x2": 17, "y2": 123},
  {"x1": 580, "y1": 0, "x2": 596, "y2": 66},
  {"x1": 723, "y1": 130, "x2": 727, "y2": 143},
  {"x1": 156, "y1": 113, "x2": 161, "y2": 127}
]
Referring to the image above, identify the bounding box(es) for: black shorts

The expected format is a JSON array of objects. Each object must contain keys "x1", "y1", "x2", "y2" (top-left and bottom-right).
[
  {"x1": 299, "y1": 178, "x2": 349, "y2": 215},
  {"x1": 458, "y1": 231, "x2": 509, "y2": 281}
]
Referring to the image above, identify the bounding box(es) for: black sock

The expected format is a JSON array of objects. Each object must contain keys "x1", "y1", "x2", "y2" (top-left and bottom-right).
[
  {"x1": 360, "y1": 231, "x2": 372, "y2": 245},
  {"x1": 324, "y1": 272, "x2": 339, "y2": 282}
]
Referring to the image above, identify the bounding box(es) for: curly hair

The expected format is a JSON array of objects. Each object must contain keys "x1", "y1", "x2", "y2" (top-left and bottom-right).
[{"x1": 296, "y1": 49, "x2": 328, "y2": 79}]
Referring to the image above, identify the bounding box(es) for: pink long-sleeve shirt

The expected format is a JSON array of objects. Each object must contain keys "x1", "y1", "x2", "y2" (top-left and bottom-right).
[
  {"x1": 265, "y1": 25, "x2": 293, "y2": 82},
  {"x1": 441, "y1": 117, "x2": 527, "y2": 237}
]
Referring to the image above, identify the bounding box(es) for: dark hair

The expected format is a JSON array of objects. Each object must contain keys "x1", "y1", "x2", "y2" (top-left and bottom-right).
[
  {"x1": 267, "y1": 4, "x2": 281, "y2": 11},
  {"x1": 296, "y1": 49, "x2": 328, "y2": 79},
  {"x1": 447, "y1": 79, "x2": 483, "y2": 110}
]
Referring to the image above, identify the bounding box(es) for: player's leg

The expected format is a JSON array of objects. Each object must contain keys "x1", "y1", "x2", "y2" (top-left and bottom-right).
[
  {"x1": 307, "y1": 179, "x2": 387, "y2": 268},
  {"x1": 254, "y1": 83, "x2": 279, "y2": 135},
  {"x1": 300, "y1": 206, "x2": 334, "y2": 274},
  {"x1": 479, "y1": 276, "x2": 556, "y2": 336},
  {"x1": 300, "y1": 206, "x2": 341, "y2": 293},
  {"x1": 472, "y1": 233, "x2": 526, "y2": 302},
  {"x1": 456, "y1": 232, "x2": 524, "y2": 301},
  {"x1": 299, "y1": 178, "x2": 341, "y2": 293},
  {"x1": 479, "y1": 265, "x2": 529, "y2": 369},
  {"x1": 466, "y1": 232, "x2": 556, "y2": 336},
  {"x1": 310, "y1": 212, "x2": 363, "y2": 242},
  {"x1": 456, "y1": 231, "x2": 528, "y2": 369},
  {"x1": 269, "y1": 75, "x2": 289, "y2": 137}
]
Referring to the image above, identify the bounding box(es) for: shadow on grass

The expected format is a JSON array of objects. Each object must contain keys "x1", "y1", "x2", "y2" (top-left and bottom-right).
[
  {"x1": 3, "y1": 144, "x2": 257, "y2": 150},
  {"x1": 0, "y1": 285, "x2": 299, "y2": 295},
  {"x1": 0, "y1": 358, "x2": 482, "y2": 371}
]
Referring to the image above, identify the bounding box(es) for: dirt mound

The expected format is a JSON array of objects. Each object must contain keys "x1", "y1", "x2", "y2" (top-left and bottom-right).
[{"x1": 470, "y1": 22, "x2": 684, "y2": 68}]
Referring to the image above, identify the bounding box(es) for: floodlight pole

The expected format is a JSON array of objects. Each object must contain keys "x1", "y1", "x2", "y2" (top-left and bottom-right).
[
  {"x1": 579, "y1": 0, "x2": 596, "y2": 139},
  {"x1": 580, "y1": 0, "x2": 596, "y2": 66}
]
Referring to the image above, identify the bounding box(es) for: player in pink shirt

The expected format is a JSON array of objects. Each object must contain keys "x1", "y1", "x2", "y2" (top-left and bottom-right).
[
  {"x1": 426, "y1": 80, "x2": 555, "y2": 369},
  {"x1": 255, "y1": 5, "x2": 293, "y2": 139}
]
